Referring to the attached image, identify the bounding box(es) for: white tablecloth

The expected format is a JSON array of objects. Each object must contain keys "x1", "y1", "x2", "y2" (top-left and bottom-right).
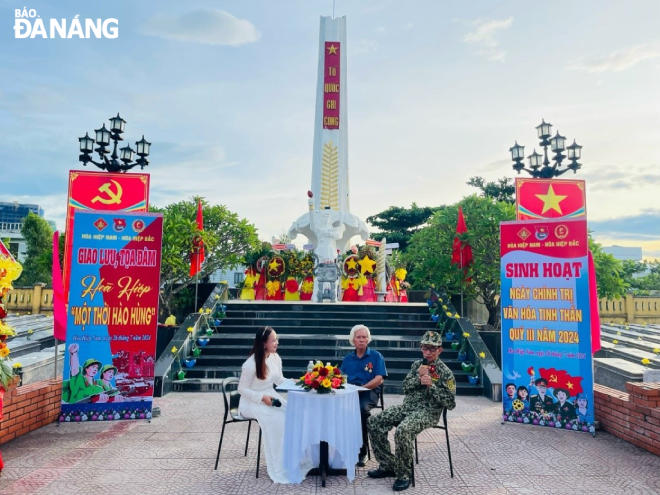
[{"x1": 283, "y1": 385, "x2": 362, "y2": 483}]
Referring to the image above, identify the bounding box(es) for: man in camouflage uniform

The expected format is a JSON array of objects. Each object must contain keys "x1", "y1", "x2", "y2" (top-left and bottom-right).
[{"x1": 367, "y1": 330, "x2": 456, "y2": 491}]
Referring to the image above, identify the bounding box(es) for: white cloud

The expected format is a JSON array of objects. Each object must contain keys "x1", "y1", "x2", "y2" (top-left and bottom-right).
[
  {"x1": 568, "y1": 41, "x2": 660, "y2": 73},
  {"x1": 462, "y1": 17, "x2": 513, "y2": 62},
  {"x1": 141, "y1": 10, "x2": 260, "y2": 46},
  {"x1": 352, "y1": 39, "x2": 378, "y2": 55}
]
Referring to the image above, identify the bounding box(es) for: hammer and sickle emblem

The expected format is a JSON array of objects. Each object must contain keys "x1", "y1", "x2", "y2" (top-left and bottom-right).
[
  {"x1": 91, "y1": 180, "x2": 123, "y2": 205},
  {"x1": 550, "y1": 374, "x2": 558, "y2": 383}
]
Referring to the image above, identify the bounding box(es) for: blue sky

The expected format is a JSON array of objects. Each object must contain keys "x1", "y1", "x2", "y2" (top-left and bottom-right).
[{"x1": 1, "y1": 1, "x2": 659, "y2": 258}]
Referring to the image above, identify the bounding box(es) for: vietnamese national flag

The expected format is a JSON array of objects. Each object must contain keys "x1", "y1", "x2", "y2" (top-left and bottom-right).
[
  {"x1": 451, "y1": 206, "x2": 473, "y2": 271},
  {"x1": 189, "y1": 199, "x2": 205, "y2": 277},
  {"x1": 52, "y1": 231, "x2": 67, "y2": 341}
]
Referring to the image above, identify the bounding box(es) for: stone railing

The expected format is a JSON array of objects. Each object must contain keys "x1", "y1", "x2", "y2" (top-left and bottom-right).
[
  {"x1": 4, "y1": 284, "x2": 54, "y2": 316},
  {"x1": 599, "y1": 294, "x2": 660, "y2": 324}
]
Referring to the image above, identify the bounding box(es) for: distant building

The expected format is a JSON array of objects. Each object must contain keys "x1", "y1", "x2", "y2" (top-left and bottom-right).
[
  {"x1": 0, "y1": 202, "x2": 53, "y2": 262},
  {"x1": 209, "y1": 267, "x2": 245, "y2": 288},
  {"x1": 0, "y1": 222, "x2": 26, "y2": 261},
  {"x1": 602, "y1": 245, "x2": 643, "y2": 262},
  {"x1": 0, "y1": 202, "x2": 43, "y2": 224}
]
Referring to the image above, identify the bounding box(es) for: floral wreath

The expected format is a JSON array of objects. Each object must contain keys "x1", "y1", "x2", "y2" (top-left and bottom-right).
[
  {"x1": 267, "y1": 256, "x2": 286, "y2": 279},
  {"x1": 343, "y1": 254, "x2": 360, "y2": 279},
  {"x1": 256, "y1": 256, "x2": 269, "y2": 274}
]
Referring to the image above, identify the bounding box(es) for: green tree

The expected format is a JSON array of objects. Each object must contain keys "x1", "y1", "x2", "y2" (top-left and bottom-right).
[
  {"x1": 632, "y1": 260, "x2": 660, "y2": 291},
  {"x1": 620, "y1": 259, "x2": 647, "y2": 289},
  {"x1": 467, "y1": 176, "x2": 516, "y2": 204},
  {"x1": 17, "y1": 212, "x2": 54, "y2": 286},
  {"x1": 404, "y1": 195, "x2": 516, "y2": 327},
  {"x1": 588, "y1": 237, "x2": 627, "y2": 299},
  {"x1": 365, "y1": 203, "x2": 442, "y2": 251},
  {"x1": 151, "y1": 198, "x2": 260, "y2": 319}
]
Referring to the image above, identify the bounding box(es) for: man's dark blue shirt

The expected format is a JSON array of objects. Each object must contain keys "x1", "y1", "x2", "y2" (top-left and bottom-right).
[{"x1": 340, "y1": 347, "x2": 387, "y2": 388}]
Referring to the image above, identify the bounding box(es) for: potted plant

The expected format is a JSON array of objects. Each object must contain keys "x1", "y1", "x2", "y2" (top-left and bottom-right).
[
  {"x1": 184, "y1": 358, "x2": 196, "y2": 369},
  {"x1": 197, "y1": 338, "x2": 210, "y2": 346},
  {"x1": 451, "y1": 341, "x2": 460, "y2": 350},
  {"x1": 171, "y1": 345, "x2": 186, "y2": 380},
  {"x1": 457, "y1": 332, "x2": 469, "y2": 361},
  {"x1": 468, "y1": 360, "x2": 481, "y2": 385},
  {"x1": 461, "y1": 361, "x2": 474, "y2": 372}
]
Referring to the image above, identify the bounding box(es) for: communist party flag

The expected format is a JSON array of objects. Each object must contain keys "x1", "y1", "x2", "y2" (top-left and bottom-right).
[
  {"x1": 189, "y1": 199, "x2": 205, "y2": 277},
  {"x1": 451, "y1": 206, "x2": 473, "y2": 274}
]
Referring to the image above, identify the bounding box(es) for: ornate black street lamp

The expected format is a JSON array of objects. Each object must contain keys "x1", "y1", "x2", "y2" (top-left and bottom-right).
[
  {"x1": 78, "y1": 113, "x2": 151, "y2": 173},
  {"x1": 510, "y1": 119, "x2": 582, "y2": 178}
]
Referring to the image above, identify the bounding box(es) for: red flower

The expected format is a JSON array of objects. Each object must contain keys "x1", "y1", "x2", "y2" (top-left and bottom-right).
[
  {"x1": 311, "y1": 380, "x2": 320, "y2": 389},
  {"x1": 0, "y1": 305, "x2": 6, "y2": 319},
  {"x1": 319, "y1": 367, "x2": 329, "y2": 377},
  {"x1": 333, "y1": 368, "x2": 340, "y2": 375}
]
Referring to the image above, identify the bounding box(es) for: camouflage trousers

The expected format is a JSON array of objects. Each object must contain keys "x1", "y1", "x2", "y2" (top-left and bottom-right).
[{"x1": 367, "y1": 404, "x2": 441, "y2": 481}]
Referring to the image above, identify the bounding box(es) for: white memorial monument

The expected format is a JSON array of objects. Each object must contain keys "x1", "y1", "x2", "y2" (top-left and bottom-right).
[{"x1": 288, "y1": 16, "x2": 370, "y2": 270}]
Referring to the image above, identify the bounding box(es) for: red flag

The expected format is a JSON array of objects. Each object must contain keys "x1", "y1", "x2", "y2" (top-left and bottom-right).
[
  {"x1": 189, "y1": 199, "x2": 205, "y2": 277},
  {"x1": 451, "y1": 206, "x2": 473, "y2": 269},
  {"x1": 52, "y1": 231, "x2": 67, "y2": 341},
  {"x1": 588, "y1": 250, "x2": 601, "y2": 354}
]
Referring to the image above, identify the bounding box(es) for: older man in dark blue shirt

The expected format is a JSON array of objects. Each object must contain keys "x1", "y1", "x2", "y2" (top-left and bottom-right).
[{"x1": 340, "y1": 324, "x2": 387, "y2": 467}]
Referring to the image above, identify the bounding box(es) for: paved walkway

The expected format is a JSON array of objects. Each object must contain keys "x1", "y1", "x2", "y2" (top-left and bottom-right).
[{"x1": 1, "y1": 393, "x2": 659, "y2": 495}]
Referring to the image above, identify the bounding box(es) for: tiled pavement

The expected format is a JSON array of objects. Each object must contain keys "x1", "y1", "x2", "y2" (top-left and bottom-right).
[{"x1": 1, "y1": 393, "x2": 659, "y2": 495}]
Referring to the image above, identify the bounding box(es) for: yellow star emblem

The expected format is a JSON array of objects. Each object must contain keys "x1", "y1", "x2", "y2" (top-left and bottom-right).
[
  {"x1": 346, "y1": 258, "x2": 358, "y2": 270},
  {"x1": 357, "y1": 255, "x2": 376, "y2": 275},
  {"x1": 327, "y1": 44, "x2": 338, "y2": 55},
  {"x1": 268, "y1": 258, "x2": 280, "y2": 271},
  {"x1": 566, "y1": 381, "x2": 574, "y2": 390},
  {"x1": 535, "y1": 185, "x2": 567, "y2": 214}
]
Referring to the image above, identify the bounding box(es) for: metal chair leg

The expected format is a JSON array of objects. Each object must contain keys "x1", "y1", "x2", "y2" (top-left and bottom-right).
[
  {"x1": 411, "y1": 458, "x2": 415, "y2": 487},
  {"x1": 245, "y1": 420, "x2": 252, "y2": 456},
  {"x1": 444, "y1": 414, "x2": 454, "y2": 478},
  {"x1": 255, "y1": 426, "x2": 262, "y2": 478},
  {"x1": 214, "y1": 422, "x2": 227, "y2": 470},
  {"x1": 414, "y1": 437, "x2": 419, "y2": 464}
]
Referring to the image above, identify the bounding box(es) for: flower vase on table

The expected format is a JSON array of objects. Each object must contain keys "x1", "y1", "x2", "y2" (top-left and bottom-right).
[{"x1": 296, "y1": 361, "x2": 346, "y2": 393}]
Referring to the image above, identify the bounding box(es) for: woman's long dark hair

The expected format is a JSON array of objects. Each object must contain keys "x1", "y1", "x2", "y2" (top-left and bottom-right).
[{"x1": 249, "y1": 326, "x2": 274, "y2": 380}]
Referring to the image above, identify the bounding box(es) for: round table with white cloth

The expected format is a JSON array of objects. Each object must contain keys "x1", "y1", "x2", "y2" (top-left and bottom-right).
[{"x1": 283, "y1": 384, "x2": 363, "y2": 484}]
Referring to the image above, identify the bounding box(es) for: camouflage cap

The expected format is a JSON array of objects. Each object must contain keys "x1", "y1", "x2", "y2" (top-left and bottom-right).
[{"x1": 420, "y1": 330, "x2": 443, "y2": 347}]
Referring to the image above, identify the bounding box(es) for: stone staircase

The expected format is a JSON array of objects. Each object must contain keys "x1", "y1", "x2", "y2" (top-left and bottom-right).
[{"x1": 172, "y1": 300, "x2": 484, "y2": 396}]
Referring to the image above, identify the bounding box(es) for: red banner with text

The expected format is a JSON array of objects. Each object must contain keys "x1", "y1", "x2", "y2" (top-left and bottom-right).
[
  {"x1": 64, "y1": 171, "x2": 150, "y2": 298},
  {"x1": 323, "y1": 41, "x2": 340, "y2": 129}
]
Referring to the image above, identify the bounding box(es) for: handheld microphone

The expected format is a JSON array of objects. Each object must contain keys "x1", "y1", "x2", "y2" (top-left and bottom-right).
[
  {"x1": 271, "y1": 398, "x2": 282, "y2": 407},
  {"x1": 421, "y1": 358, "x2": 428, "y2": 366}
]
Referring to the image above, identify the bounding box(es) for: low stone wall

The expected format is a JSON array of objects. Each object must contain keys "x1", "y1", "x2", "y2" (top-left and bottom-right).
[
  {"x1": 0, "y1": 379, "x2": 62, "y2": 445},
  {"x1": 594, "y1": 382, "x2": 660, "y2": 456}
]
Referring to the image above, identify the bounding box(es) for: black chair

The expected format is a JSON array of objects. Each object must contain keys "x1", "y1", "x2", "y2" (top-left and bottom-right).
[
  {"x1": 411, "y1": 408, "x2": 453, "y2": 487},
  {"x1": 214, "y1": 377, "x2": 263, "y2": 477},
  {"x1": 366, "y1": 388, "x2": 385, "y2": 460}
]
